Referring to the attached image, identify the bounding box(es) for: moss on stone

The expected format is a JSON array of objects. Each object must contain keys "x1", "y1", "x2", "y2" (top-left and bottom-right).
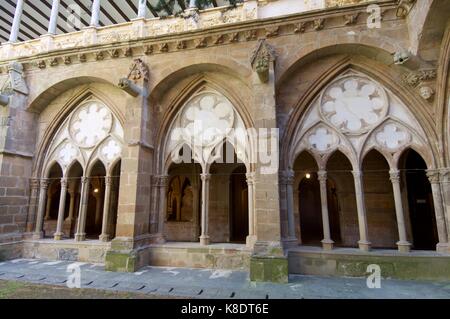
[
  {"x1": 250, "y1": 256, "x2": 288, "y2": 283},
  {"x1": 105, "y1": 250, "x2": 137, "y2": 272}
]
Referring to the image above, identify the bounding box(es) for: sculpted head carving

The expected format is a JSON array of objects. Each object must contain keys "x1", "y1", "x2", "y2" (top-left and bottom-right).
[{"x1": 320, "y1": 75, "x2": 388, "y2": 135}]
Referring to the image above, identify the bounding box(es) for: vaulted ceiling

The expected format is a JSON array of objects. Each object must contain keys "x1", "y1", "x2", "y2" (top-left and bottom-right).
[{"x1": 0, "y1": 0, "x2": 234, "y2": 43}]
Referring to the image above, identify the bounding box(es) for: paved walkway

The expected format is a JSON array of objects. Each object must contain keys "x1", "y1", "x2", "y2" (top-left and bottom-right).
[{"x1": 0, "y1": 258, "x2": 449, "y2": 299}]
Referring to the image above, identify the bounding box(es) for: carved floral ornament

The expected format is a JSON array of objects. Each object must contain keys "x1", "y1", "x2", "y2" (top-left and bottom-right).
[
  {"x1": 319, "y1": 75, "x2": 388, "y2": 135},
  {"x1": 44, "y1": 100, "x2": 124, "y2": 176}
]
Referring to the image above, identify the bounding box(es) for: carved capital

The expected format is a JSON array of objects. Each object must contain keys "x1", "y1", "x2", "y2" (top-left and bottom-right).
[
  {"x1": 30, "y1": 178, "x2": 40, "y2": 190},
  {"x1": 40, "y1": 179, "x2": 50, "y2": 190},
  {"x1": 426, "y1": 170, "x2": 440, "y2": 184},
  {"x1": 105, "y1": 176, "x2": 114, "y2": 186},
  {"x1": 352, "y1": 170, "x2": 363, "y2": 179},
  {"x1": 317, "y1": 170, "x2": 327, "y2": 182},
  {"x1": 60, "y1": 178, "x2": 68, "y2": 189},
  {"x1": 389, "y1": 169, "x2": 400, "y2": 183},
  {"x1": 155, "y1": 175, "x2": 169, "y2": 187},
  {"x1": 200, "y1": 173, "x2": 211, "y2": 182},
  {"x1": 246, "y1": 172, "x2": 256, "y2": 185}
]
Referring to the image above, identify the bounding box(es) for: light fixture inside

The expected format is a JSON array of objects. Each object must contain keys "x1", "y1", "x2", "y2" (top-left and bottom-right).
[
  {"x1": 305, "y1": 173, "x2": 311, "y2": 179},
  {"x1": 94, "y1": 188, "x2": 99, "y2": 193}
]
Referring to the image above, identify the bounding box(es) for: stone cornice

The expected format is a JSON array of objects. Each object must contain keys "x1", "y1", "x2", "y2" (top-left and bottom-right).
[{"x1": 0, "y1": 1, "x2": 399, "y2": 72}]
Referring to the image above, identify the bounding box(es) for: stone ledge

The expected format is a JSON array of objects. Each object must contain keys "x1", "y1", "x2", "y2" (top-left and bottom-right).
[{"x1": 289, "y1": 249, "x2": 450, "y2": 281}]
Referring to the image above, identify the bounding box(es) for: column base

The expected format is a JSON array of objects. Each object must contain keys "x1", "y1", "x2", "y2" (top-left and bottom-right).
[
  {"x1": 99, "y1": 234, "x2": 110, "y2": 242},
  {"x1": 74, "y1": 233, "x2": 85, "y2": 241},
  {"x1": 281, "y1": 237, "x2": 298, "y2": 249},
  {"x1": 199, "y1": 235, "x2": 210, "y2": 246},
  {"x1": 358, "y1": 240, "x2": 371, "y2": 252},
  {"x1": 321, "y1": 239, "x2": 334, "y2": 251},
  {"x1": 154, "y1": 233, "x2": 166, "y2": 244},
  {"x1": 53, "y1": 232, "x2": 63, "y2": 241},
  {"x1": 437, "y1": 242, "x2": 448, "y2": 253},
  {"x1": 396, "y1": 241, "x2": 411, "y2": 253},
  {"x1": 246, "y1": 235, "x2": 257, "y2": 248},
  {"x1": 32, "y1": 232, "x2": 43, "y2": 240}
]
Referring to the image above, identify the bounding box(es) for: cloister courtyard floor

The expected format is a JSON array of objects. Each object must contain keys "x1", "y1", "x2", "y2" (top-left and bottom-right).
[{"x1": 0, "y1": 259, "x2": 449, "y2": 299}]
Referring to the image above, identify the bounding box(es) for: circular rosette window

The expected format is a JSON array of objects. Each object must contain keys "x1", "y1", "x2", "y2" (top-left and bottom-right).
[
  {"x1": 179, "y1": 93, "x2": 234, "y2": 147},
  {"x1": 69, "y1": 101, "x2": 113, "y2": 148},
  {"x1": 320, "y1": 75, "x2": 388, "y2": 135}
]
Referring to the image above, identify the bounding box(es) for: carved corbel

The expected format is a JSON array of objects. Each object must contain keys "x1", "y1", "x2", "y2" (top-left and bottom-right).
[
  {"x1": 250, "y1": 38, "x2": 276, "y2": 83},
  {"x1": 118, "y1": 58, "x2": 149, "y2": 97},
  {"x1": 118, "y1": 78, "x2": 142, "y2": 97},
  {"x1": 313, "y1": 19, "x2": 324, "y2": 31},
  {"x1": 396, "y1": 0, "x2": 417, "y2": 18},
  {"x1": 0, "y1": 62, "x2": 29, "y2": 106}
]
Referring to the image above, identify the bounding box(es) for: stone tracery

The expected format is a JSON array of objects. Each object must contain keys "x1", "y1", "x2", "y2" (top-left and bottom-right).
[
  {"x1": 287, "y1": 70, "x2": 437, "y2": 253},
  {"x1": 320, "y1": 75, "x2": 388, "y2": 135},
  {"x1": 36, "y1": 98, "x2": 124, "y2": 242}
]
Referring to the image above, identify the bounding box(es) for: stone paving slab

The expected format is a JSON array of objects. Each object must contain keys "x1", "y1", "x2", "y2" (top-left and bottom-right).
[{"x1": 1, "y1": 259, "x2": 450, "y2": 299}]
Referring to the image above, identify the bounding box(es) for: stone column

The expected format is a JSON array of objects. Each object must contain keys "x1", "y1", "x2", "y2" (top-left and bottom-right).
[
  {"x1": 48, "y1": 0, "x2": 60, "y2": 34},
  {"x1": 54, "y1": 178, "x2": 68, "y2": 240},
  {"x1": 352, "y1": 170, "x2": 371, "y2": 251},
  {"x1": 285, "y1": 170, "x2": 297, "y2": 242},
  {"x1": 66, "y1": 188, "x2": 76, "y2": 222},
  {"x1": 157, "y1": 175, "x2": 169, "y2": 241},
  {"x1": 318, "y1": 171, "x2": 334, "y2": 250},
  {"x1": 192, "y1": 176, "x2": 200, "y2": 240},
  {"x1": 75, "y1": 177, "x2": 90, "y2": 241},
  {"x1": 137, "y1": 0, "x2": 147, "y2": 18},
  {"x1": 44, "y1": 186, "x2": 53, "y2": 221},
  {"x1": 94, "y1": 191, "x2": 103, "y2": 226},
  {"x1": 440, "y1": 169, "x2": 450, "y2": 247},
  {"x1": 100, "y1": 176, "x2": 113, "y2": 242},
  {"x1": 199, "y1": 173, "x2": 210, "y2": 245},
  {"x1": 26, "y1": 179, "x2": 40, "y2": 233},
  {"x1": 389, "y1": 170, "x2": 411, "y2": 252},
  {"x1": 246, "y1": 172, "x2": 257, "y2": 247},
  {"x1": 427, "y1": 170, "x2": 448, "y2": 251},
  {"x1": 8, "y1": 0, "x2": 24, "y2": 43},
  {"x1": 33, "y1": 179, "x2": 50, "y2": 239},
  {"x1": 90, "y1": 0, "x2": 101, "y2": 27}
]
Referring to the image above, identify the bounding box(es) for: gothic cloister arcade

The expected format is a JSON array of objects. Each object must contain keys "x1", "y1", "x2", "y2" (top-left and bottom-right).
[
  {"x1": 34, "y1": 98, "x2": 124, "y2": 243},
  {"x1": 159, "y1": 88, "x2": 255, "y2": 247},
  {"x1": 283, "y1": 70, "x2": 444, "y2": 253}
]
